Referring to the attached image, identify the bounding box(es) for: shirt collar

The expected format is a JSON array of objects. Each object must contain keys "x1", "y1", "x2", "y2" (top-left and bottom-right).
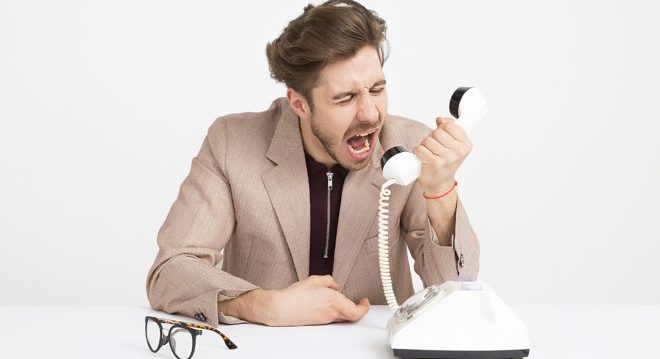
[{"x1": 304, "y1": 150, "x2": 349, "y2": 179}]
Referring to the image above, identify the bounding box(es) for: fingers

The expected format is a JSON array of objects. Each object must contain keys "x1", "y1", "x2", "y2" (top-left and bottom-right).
[
  {"x1": 423, "y1": 131, "x2": 456, "y2": 156},
  {"x1": 430, "y1": 125, "x2": 462, "y2": 153},
  {"x1": 416, "y1": 116, "x2": 472, "y2": 161},
  {"x1": 355, "y1": 297, "x2": 371, "y2": 319},
  {"x1": 414, "y1": 143, "x2": 445, "y2": 164},
  {"x1": 300, "y1": 276, "x2": 370, "y2": 324},
  {"x1": 332, "y1": 294, "x2": 370, "y2": 323},
  {"x1": 436, "y1": 116, "x2": 471, "y2": 148}
]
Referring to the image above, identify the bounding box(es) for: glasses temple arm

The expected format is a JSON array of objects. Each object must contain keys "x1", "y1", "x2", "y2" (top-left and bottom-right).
[{"x1": 156, "y1": 317, "x2": 238, "y2": 350}]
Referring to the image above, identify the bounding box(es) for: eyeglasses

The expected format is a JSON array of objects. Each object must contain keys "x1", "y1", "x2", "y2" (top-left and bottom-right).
[{"x1": 144, "y1": 316, "x2": 238, "y2": 359}]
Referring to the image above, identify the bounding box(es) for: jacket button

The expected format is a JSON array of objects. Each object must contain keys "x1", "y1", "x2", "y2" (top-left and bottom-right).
[
  {"x1": 194, "y1": 313, "x2": 206, "y2": 322},
  {"x1": 458, "y1": 253, "x2": 465, "y2": 268}
]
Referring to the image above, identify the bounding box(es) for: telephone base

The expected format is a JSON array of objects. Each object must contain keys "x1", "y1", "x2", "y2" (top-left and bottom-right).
[
  {"x1": 393, "y1": 348, "x2": 530, "y2": 359},
  {"x1": 388, "y1": 281, "x2": 530, "y2": 359}
]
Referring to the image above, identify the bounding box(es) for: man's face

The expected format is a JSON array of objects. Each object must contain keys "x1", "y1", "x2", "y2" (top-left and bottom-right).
[{"x1": 307, "y1": 46, "x2": 388, "y2": 171}]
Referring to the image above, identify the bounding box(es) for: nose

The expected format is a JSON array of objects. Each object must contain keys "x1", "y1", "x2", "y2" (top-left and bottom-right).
[{"x1": 356, "y1": 88, "x2": 379, "y2": 124}]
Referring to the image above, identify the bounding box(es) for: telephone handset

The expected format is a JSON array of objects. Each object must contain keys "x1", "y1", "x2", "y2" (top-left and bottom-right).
[
  {"x1": 378, "y1": 88, "x2": 530, "y2": 359},
  {"x1": 378, "y1": 87, "x2": 487, "y2": 311}
]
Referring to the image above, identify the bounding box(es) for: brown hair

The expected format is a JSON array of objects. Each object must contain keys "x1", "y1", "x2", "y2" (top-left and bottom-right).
[{"x1": 266, "y1": 0, "x2": 388, "y2": 109}]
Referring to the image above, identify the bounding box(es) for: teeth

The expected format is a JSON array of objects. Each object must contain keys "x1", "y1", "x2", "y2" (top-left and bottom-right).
[
  {"x1": 349, "y1": 145, "x2": 369, "y2": 155},
  {"x1": 348, "y1": 133, "x2": 370, "y2": 155},
  {"x1": 358, "y1": 129, "x2": 376, "y2": 137}
]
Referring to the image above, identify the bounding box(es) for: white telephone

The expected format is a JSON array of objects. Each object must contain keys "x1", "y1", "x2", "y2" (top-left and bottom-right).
[{"x1": 378, "y1": 88, "x2": 530, "y2": 359}]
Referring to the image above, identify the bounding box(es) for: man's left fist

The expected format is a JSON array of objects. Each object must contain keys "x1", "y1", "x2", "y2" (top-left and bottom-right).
[{"x1": 412, "y1": 116, "x2": 472, "y2": 194}]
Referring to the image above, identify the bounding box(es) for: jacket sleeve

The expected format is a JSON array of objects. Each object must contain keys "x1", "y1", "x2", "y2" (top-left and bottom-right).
[
  {"x1": 146, "y1": 119, "x2": 259, "y2": 327},
  {"x1": 400, "y1": 182, "x2": 480, "y2": 287}
]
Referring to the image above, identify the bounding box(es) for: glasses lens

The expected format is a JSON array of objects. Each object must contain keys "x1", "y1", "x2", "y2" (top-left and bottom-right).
[
  {"x1": 169, "y1": 327, "x2": 194, "y2": 359},
  {"x1": 145, "y1": 318, "x2": 162, "y2": 351}
]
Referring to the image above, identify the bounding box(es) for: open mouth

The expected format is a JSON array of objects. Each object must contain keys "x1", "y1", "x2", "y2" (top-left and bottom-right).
[{"x1": 346, "y1": 128, "x2": 377, "y2": 159}]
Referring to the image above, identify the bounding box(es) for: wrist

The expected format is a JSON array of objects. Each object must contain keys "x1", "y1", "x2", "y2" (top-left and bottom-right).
[
  {"x1": 422, "y1": 178, "x2": 456, "y2": 194},
  {"x1": 423, "y1": 180, "x2": 458, "y2": 200},
  {"x1": 218, "y1": 288, "x2": 274, "y2": 324}
]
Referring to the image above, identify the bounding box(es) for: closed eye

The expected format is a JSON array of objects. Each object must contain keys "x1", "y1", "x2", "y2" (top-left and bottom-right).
[
  {"x1": 370, "y1": 87, "x2": 385, "y2": 95},
  {"x1": 337, "y1": 94, "x2": 356, "y2": 104},
  {"x1": 335, "y1": 81, "x2": 386, "y2": 105}
]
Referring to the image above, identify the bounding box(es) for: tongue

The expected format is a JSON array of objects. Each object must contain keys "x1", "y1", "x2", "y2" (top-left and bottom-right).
[{"x1": 347, "y1": 135, "x2": 366, "y2": 149}]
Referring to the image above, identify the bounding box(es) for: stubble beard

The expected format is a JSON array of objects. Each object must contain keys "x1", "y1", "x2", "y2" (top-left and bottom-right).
[{"x1": 310, "y1": 113, "x2": 372, "y2": 171}]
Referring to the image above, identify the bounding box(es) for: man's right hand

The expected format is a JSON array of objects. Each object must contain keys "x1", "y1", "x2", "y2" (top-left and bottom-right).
[{"x1": 217, "y1": 275, "x2": 370, "y2": 326}]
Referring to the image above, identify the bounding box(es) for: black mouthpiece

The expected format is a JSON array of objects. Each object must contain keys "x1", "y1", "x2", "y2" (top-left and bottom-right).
[
  {"x1": 449, "y1": 87, "x2": 472, "y2": 119},
  {"x1": 381, "y1": 146, "x2": 409, "y2": 169}
]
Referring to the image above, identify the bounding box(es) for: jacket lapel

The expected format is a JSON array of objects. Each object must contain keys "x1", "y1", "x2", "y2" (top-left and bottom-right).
[
  {"x1": 261, "y1": 99, "x2": 396, "y2": 287},
  {"x1": 332, "y1": 139, "x2": 385, "y2": 290},
  {"x1": 262, "y1": 101, "x2": 310, "y2": 281}
]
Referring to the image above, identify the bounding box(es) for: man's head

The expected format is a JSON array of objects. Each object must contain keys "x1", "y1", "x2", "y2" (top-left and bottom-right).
[{"x1": 266, "y1": 0, "x2": 389, "y2": 170}]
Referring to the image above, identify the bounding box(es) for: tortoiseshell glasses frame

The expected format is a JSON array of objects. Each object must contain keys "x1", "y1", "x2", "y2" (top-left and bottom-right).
[{"x1": 144, "y1": 316, "x2": 237, "y2": 359}]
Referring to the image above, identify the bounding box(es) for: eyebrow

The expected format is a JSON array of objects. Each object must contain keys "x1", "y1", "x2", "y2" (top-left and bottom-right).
[{"x1": 331, "y1": 79, "x2": 387, "y2": 100}]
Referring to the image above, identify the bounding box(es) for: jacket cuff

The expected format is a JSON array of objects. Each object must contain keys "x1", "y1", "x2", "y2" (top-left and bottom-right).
[
  {"x1": 426, "y1": 197, "x2": 478, "y2": 280},
  {"x1": 216, "y1": 289, "x2": 261, "y2": 325},
  {"x1": 453, "y1": 197, "x2": 479, "y2": 280},
  {"x1": 171, "y1": 286, "x2": 259, "y2": 327}
]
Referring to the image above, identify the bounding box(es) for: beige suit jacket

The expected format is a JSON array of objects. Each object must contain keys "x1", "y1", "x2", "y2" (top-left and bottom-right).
[{"x1": 146, "y1": 98, "x2": 480, "y2": 326}]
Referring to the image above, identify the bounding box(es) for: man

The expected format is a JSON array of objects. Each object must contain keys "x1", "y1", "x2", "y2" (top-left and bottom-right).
[{"x1": 147, "y1": 0, "x2": 479, "y2": 327}]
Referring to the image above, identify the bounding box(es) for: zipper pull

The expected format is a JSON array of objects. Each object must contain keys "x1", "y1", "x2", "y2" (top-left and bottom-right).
[{"x1": 327, "y1": 171, "x2": 334, "y2": 190}]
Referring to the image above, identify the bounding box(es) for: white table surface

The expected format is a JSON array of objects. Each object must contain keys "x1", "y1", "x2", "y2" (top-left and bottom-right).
[{"x1": 0, "y1": 305, "x2": 657, "y2": 358}]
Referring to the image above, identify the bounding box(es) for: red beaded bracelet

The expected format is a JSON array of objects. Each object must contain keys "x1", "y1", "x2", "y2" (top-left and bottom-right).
[{"x1": 423, "y1": 181, "x2": 458, "y2": 200}]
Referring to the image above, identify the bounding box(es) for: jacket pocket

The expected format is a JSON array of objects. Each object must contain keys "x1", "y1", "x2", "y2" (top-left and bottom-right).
[{"x1": 364, "y1": 233, "x2": 400, "y2": 255}]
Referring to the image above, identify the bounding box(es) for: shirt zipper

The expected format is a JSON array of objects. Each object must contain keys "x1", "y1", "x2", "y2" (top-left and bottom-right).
[{"x1": 324, "y1": 171, "x2": 334, "y2": 259}]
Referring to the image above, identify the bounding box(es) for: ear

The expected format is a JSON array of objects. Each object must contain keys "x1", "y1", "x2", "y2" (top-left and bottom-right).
[{"x1": 287, "y1": 88, "x2": 311, "y2": 120}]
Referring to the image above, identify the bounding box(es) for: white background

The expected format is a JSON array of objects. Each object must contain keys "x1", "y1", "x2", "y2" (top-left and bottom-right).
[{"x1": 1, "y1": 0, "x2": 658, "y2": 306}]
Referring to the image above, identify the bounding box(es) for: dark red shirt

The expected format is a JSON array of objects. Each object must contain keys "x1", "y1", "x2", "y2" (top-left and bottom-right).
[{"x1": 304, "y1": 151, "x2": 349, "y2": 276}]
